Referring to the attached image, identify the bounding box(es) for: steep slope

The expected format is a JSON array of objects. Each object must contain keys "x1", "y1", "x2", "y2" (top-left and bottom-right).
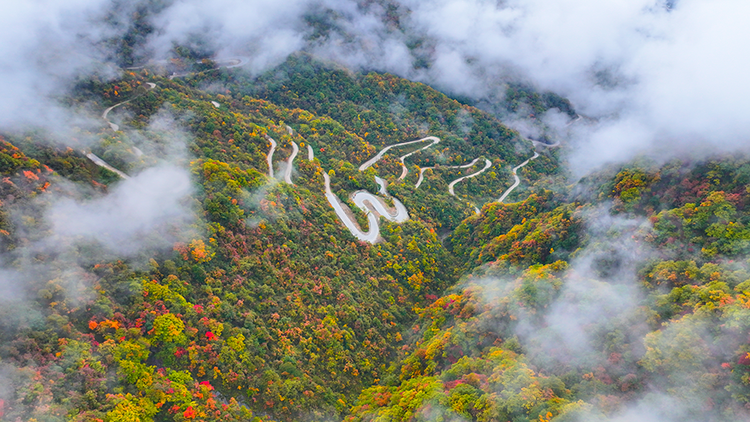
[
  {"x1": 346, "y1": 157, "x2": 750, "y2": 422},
  {"x1": 0, "y1": 57, "x2": 569, "y2": 421}
]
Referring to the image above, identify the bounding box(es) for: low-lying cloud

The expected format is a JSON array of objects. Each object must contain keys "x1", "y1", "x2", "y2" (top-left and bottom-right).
[
  {"x1": 47, "y1": 165, "x2": 194, "y2": 255},
  {"x1": 3, "y1": 0, "x2": 748, "y2": 175},
  {"x1": 467, "y1": 206, "x2": 741, "y2": 421},
  {"x1": 392, "y1": 0, "x2": 750, "y2": 174},
  {"x1": 510, "y1": 206, "x2": 651, "y2": 365},
  {"x1": 137, "y1": 0, "x2": 750, "y2": 175},
  {"x1": 0, "y1": 0, "x2": 124, "y2": 135}
]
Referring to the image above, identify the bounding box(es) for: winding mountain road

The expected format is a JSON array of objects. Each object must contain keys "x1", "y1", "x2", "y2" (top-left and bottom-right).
[
  {"x1": 448, "y1": 159, "x2": 493, "y2": 196},
  {"x1": 102, "y1": 82, "x2": 156, "y2": 132},
  {"x1": 316, "y1": 135, "x2": 449, "y2": 243},
  {"x1": 307, "y1": 144, "x2": 315, "y2": 161},
  {"x1": 265, "y1": 135, "x2": 277, "y2": 179},
  {"x1": 102, "y1": 103, "x2": 125, "y2": 132},
  {"x1": 375, "y1": 176, "x2": 388, "y2": 195},
  {"x1": 274, "y1": 116, "x2": 582, "y2": 241},
  {"x1": 283, "y1": 141, "x2": 299, "y2": 184},
  {"x1": 359, "y1": 136, "x2": 440, "y2": 172},
  {"x1": 396, "y1": 137, "x2": 442, "y2": 180},
  {"x1": 415, "y1": 158, "x2": 481, "y2": 189},
  {"x1": 352, "y1": 187, "x2": 409, "y2": 224},
  {"x1": 85, "y1": 151, "x2": 131, "y2": 180},
  {"x1": 323, "y1": 172, "x2": 409, "y2": 243},
  {"x1": 495, "y1": 114, "x2": 580, "y2": 203},
  {"x1": 277, "y1": 125, "x2": 405, "y2": 243},
  {"x1": 92, "y1": 82, "x2": 160, "y2": 177},
  {"x1": 169, "y1": 56, "x2": 249, "y2": 80},
  {"x1": 497, "y1": 151, "x2": 539, "y2": 203},
  {"x1": 218, "y1": 57, "x2": 250, "y2": 69},
  {"x1": 95, "y1": 70, "x2": 581, "y2": 243}
]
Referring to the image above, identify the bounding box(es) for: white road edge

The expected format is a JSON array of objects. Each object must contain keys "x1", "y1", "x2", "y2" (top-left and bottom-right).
[
  {"x1": 359, "y1": 136, "x2": 440, "y2": 172},
  {"x1": 265, "y1": 135, "x2": 277, "y2": 179},
  {"x1": 283, "y1": 141, "x2": 299, "y2": 184},
  {"x1": 323, "y1": 172, "x2": 409, "y2": 243},
  {"x1": 448, "y1": 159, "x2": 492, "y2": 196}
]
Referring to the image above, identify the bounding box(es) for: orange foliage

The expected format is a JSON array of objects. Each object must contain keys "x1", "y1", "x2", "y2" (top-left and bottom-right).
[
  {"x1": 173, "y1": 242, "x2": 189, "y2": 260},
  {"x1": 189, "y1": 239, "x2": 212, "y2": 263},
  {"x1": 99, "y1": 319, "x2": 120, "y2": 330},
  {"x1": 22, "y1": 170, "x2": 39, "y2": 181}
]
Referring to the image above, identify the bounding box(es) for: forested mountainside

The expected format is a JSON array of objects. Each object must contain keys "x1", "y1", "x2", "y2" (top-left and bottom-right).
[{"x1": 2, "y1": 53, "x2": 750, "y2": 422}]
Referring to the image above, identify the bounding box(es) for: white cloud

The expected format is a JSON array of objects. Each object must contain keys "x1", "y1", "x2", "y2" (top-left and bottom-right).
[
  {"x1": 0, "y1": 0, "x2": 121, "y2": 132},
  {"x1": 397, "y1": 0, "x2": 750, "y2": 173},
  {"x1": 47, "y1": 165, "x2": 194, "y2": 255},
  {"x1": 2, "y1": 0, "x2": 749, "y2": 176}
]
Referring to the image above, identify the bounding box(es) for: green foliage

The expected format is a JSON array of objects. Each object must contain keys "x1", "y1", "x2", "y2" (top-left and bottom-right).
[
  {"x1": 449, "y1": 192, "x2": 581, "y2": 271},
  {"x1": 6, "y1": 52, "x2": 750, "y2": 422}
]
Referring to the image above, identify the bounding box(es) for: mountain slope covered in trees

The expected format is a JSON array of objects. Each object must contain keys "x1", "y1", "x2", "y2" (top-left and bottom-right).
[{"x1": 1, "y1": 53, "x2": 750, "y2": 422}]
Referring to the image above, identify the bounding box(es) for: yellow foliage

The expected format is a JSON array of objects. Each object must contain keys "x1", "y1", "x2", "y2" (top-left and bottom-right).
[{"x1": 189, "y1": 239, "x2": 214, "y2": 263}]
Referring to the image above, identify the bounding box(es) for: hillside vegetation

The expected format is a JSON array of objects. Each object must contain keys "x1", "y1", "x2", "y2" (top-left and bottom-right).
[{"x1": 1, "y1": 56, "x2": 750, "y2": 422}]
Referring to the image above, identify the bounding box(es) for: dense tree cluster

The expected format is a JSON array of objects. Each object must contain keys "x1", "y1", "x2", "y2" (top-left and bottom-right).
[{"x1": 2, "y1": 55, "x2": 750, "y2": 422}]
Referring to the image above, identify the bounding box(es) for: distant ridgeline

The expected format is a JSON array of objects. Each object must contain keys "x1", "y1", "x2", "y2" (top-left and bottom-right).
[{"x1": 17, "y1": 54, "x2": 750, "y2": 422}]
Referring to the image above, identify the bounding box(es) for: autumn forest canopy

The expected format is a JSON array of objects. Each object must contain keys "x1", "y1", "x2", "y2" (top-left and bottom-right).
[{"x1": 2, "y1": 1, "x2": 750, "y2": 422}]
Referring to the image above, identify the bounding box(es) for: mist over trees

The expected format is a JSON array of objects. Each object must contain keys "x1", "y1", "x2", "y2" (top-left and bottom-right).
[{"x1": 1, "y1": 1, "x2": 750, "y2": 422}]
